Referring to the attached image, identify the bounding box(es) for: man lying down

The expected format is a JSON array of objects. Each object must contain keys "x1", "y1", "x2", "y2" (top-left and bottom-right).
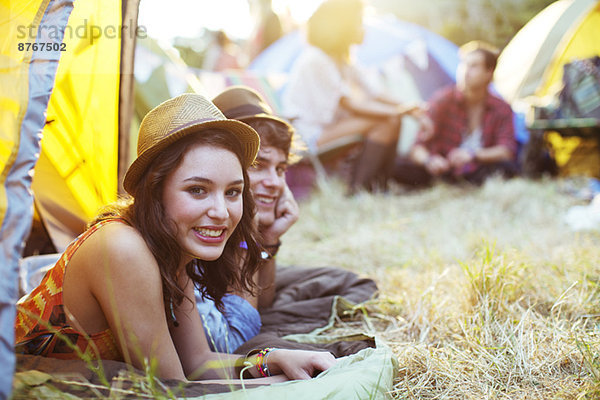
[{"x1": 197, "y1": 86, "x2": 379, "y2": 356}]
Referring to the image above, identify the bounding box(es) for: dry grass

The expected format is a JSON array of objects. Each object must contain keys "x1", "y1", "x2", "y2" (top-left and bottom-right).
[
  {"x1": 279, "y1": 176, "x2": 600, "y2": 399},
  {"x1": 14, "y1": 176, "x2": 600, "y2": 399}
]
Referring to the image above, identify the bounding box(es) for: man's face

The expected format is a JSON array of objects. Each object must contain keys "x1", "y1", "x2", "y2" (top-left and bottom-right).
[
  {"x1": 456, "y1": 51, "x2": 493, "y2": 92},
  {"x1": 248, "y1": 145, "x2": 288, "y2": 228}
]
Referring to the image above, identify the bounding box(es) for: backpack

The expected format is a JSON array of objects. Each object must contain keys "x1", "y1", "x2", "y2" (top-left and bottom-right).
[{"x1": 558, "y1": 55, "x2": 600, "y2": 119}]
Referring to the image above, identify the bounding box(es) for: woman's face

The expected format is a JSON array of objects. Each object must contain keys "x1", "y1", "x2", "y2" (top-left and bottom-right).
[{"x1": 162, "y1": 143, "x2": 244, "y2": 265}]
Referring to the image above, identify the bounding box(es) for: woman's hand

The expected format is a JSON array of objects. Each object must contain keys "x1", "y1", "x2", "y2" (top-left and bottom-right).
[
  {"x1": 266, "y1": 349, "x2": 336, "y2": 380},
  {"x1": 397, "y1": 102, "x2": 424, "y2": 116}
]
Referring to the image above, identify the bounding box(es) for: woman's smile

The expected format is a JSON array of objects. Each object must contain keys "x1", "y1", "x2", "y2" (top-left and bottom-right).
[
  {"x1": 193, "y1": 225, "x2": 226, "y2": 242},
  {"x1": 162, "y1": 143, "x2": 244, "y2": 264}
]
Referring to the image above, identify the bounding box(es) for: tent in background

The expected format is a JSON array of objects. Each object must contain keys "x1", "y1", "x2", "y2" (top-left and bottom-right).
[
  {"x1": 495, "y1": 0, "x2": 600, "y2": 177},
  {"x1": 0, "y1": 0, "x2": 138, "y2": 397},
  {"x1": 132, "y1": 36, "x2": 288, "y2": 142},
  {"x1": 496, "y1": 0, "x2": 600, "y2": 106},
  {"x1": 249, "y1": 15, "x2": 459, "y2": 154},
  {"x1": 134, "y1": 35, "x2": 204, "y2": 121},
  {"x1": 131, "y1": 35, "x2": 205, "y2": 164},
  {"x1": 250, "y1": 14, "x2": 459, "y2": 103}
]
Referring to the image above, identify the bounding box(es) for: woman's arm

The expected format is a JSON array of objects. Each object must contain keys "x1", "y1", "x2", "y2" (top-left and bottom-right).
[
  {"x1": 340, "y1": 96, "x2": 423, "y2": 119},
  {"x1": 171, "y1": 275, "x2": 242, "y2": 380},
  {"x1": 256, "y1": 183, "x2": 299, "y2": 309},
  {"x1": 174, "y1": 277, "x2": 337, "y2": 380},
  {"x1": 76, "y1": 223, "x2": 336, "y2": 382},
  {"x1": 79, "y1": 223, "x2": 190, "y2": 380}
]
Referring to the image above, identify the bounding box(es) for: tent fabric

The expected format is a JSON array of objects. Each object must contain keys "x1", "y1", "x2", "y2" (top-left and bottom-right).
[
  {"x1": 1, "y1": 0, "x2": 137, "y2": 397},
  {"x1": 496, "y1": 0, "x2": 600, "y2": 104},
  {"x1": 248, "y1": 15, "x2": 458, "y2": 155},
  {"x1": 495, "y1": 0, "x2": 600, "y2": 175},
  {"x1": 31, "y1": 0, "x2": 124, "y2": 252},
  {"x1": 249, "y1": 15, "x2": 458, "y2": 102},
  {"x1": 0, "y1": 0, "x2": 75, "y2": 398},
  {"x1": 542, "y1": 2, "x2": 600, "y2": 98}
]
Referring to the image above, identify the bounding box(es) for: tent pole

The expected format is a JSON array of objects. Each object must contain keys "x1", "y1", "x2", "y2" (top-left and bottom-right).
[{"x1": 117, "y1": 0, "x2": 140, "y2": 195}]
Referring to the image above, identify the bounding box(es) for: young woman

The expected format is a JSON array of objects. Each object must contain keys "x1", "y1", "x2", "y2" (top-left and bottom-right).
[
  {"x1": 15, "y1": 93, "x2": 335, "y2": 382},
  {"x1": 282, "y1": 0, "x2": 426, "y2": 192}
]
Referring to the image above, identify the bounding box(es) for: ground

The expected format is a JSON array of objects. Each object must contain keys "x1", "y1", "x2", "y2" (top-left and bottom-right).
[
  {"x1": 12, "y1": 176, "x2": 600, "y2": 399},
  {"x1": 279, "y1": 176, "x2": 600, "y2": 399}
]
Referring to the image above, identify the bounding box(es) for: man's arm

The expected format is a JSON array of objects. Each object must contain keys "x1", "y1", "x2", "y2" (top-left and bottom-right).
[
  {"x1": 256, "y1": 183, "x2": 299, "y2": 309},
  {"x1": 487, "y1": 101, "x2": 517, "y2": 161},
  {"x1": 473, "y1": 145, "x2": 513, "y2": 163},
  {"x1": 255, "y1": 253, "x2": 277, "y2": 309}
]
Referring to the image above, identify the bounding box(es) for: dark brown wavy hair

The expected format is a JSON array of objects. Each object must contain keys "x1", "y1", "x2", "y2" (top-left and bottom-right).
[{"x1": 94, "y1": 129, "x2": 262, "y2": 318}]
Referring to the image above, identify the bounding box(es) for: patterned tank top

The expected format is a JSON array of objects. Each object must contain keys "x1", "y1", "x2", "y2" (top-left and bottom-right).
[{"x1": 15, "y1": 218, "x2": 125, "y2": 361}]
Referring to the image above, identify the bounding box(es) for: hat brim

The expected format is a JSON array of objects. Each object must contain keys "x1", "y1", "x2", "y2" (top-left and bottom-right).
[
  {"x1": 123, "y1": 119, "x2": 259, "y2": 195},
  {"x1": 235, "y1": 113, "x2": 295, "y2": 132}
]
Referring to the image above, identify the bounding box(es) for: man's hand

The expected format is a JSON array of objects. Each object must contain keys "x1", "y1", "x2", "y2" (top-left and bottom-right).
[
  {"x1": 259, "y1": 183, "x2": 299, "y2": 245},
  {"x1": 447, "y1": 148, "x2": 475, "y2": 169},
  {"x1": 425, "y1": 154, "x2": 450, "y2": 176}
]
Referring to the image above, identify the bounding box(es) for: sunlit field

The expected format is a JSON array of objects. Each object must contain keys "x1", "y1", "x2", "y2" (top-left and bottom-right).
[
  {"x1": 12, "y1": 176, "x2": 600, "y2": 399},
  {"x1": 279, "y1": 176, "x2": 600, "y2": 399}
]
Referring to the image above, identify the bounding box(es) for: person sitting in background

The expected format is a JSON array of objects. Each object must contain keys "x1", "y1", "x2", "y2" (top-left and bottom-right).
[
  {"x1": 281, "y1": 0, "x2": 424, "y2": 193},
  {"x1": 197, "y1": 85, "x2": 378, "y2": 354},
  {"x1": 394, "y1": 40, "x2": 518, "y2": 186},
  {"x1": 202, "y1": 30, "x2": 244, "y2": 72},
  {"x1": 15, "y1": 93, "x2": 334, "y2": 383}
]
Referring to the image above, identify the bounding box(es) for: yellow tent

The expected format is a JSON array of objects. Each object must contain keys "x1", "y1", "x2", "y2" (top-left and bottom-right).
[
  {"x1": 3, "y1": 0, "x2": 139, "y2": 252},
  {"x1": 495, "y1": 0, "x2": 600, "y2": 176},
  {"x1": 0, "y1": 0, "x2": 138, "y2": 396}
]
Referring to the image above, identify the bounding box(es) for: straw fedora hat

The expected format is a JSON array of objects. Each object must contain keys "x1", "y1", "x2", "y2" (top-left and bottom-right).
[
  {"x1": 123, "y1": 93, "x2": 260, "y2": 195},
  {"x1": 212, "y1": 86, "x2": 294, "y2": 132}
]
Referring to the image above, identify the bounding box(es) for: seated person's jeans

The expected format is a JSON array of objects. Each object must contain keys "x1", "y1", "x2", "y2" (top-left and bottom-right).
[{"x1": 195, "y1": 291, "x2": 261, "y2": 353}]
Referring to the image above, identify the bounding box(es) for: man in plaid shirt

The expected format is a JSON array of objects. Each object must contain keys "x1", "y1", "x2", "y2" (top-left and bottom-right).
[{"x1": 394, "y1": 41, "x2": 518, "y2": 186}]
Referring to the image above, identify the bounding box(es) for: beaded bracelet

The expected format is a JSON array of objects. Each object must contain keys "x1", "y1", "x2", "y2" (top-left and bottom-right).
[{"x1": 254, "y1": 347, "x2": 276, "y2": 377}]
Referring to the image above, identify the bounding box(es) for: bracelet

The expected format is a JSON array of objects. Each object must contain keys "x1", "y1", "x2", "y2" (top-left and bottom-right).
[
  {"x1": 261, "y1": 241, "x2": 282, "y2": 259},
  {"x1": 254, "y1": 347, "x2": 276, "y2": 377}
]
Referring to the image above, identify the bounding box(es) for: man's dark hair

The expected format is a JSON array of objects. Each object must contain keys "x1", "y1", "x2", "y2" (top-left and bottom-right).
[
  {"x1": 459, "y1": 40, "x2": 500, "y2": 71},
  {"x1": 244, "y1": 118, "x2": 302, "y2": 163}
]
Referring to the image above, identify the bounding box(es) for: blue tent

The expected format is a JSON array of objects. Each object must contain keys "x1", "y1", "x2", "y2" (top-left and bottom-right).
[{"x1": 249, "y1": 15, "x2": 459, "y2": 101}]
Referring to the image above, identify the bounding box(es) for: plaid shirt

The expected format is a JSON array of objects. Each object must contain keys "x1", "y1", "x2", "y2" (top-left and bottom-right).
[{"x1": 418, "y1": 86, "x2": 517, "y2": 158}]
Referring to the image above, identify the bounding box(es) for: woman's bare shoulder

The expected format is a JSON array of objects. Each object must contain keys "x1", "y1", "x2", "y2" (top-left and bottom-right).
[{"x1": 77, "y1": 221, "x2": 159, "y2": 275}]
